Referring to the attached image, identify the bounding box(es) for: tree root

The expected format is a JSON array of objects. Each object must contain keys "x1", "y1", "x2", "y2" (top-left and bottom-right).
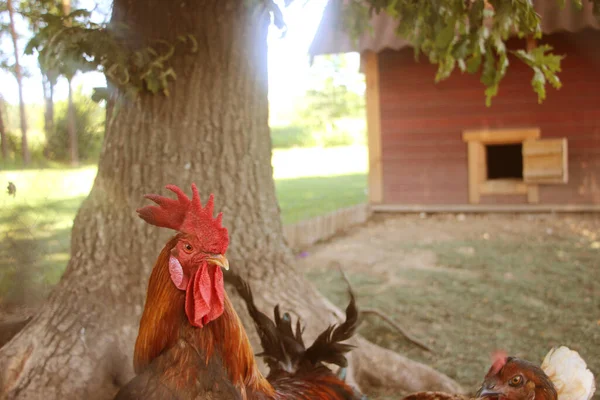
[
  {"x1": 360, "y1": 308, "x2": 434, "y2": 353},
  {"x1": 337, "y1": 265, "x2": 434, "y2": 353},
  {"x1": 0, "y1": 318, "x2": 31, "y2": 349},
  {"x1": 351, "y1": 338, "x2": 463, "y2": 396}
]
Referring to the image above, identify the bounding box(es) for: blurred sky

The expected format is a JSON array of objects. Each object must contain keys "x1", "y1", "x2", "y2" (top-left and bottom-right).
[{"x1": 0, "y1": 0, "x2": 362, "y2": 117}]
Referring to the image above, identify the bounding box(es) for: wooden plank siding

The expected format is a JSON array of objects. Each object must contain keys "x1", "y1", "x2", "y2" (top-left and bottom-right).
[{"x1": 377, "y1": 29, "x2": 600, "y2": 205}]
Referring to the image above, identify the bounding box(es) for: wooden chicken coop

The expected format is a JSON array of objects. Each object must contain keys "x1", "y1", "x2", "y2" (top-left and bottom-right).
[{"x1": 309, "y1": 0, "x2": 600, "y2": 212}]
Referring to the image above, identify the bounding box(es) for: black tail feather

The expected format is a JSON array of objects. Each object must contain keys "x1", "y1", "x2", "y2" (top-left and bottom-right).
[
  {"x1": 304, "y1": 288, "x2": 360, "y2": 368},
  {"x1": 225, "y1": 272, "x2": 288, "y2": 365},
  {"x1": 226, "y1": 269, "x2": 361, "y2": 376}
]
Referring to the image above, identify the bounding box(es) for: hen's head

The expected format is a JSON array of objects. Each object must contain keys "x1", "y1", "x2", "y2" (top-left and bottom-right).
[
  {"x1": 477, "y1": 351, "x2": 557, "y2": 400},
  {"x1": 137, "y1": 184, "x2": 229, "y2": 328}
]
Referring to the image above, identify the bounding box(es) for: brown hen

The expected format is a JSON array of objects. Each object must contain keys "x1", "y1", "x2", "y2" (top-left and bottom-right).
[{"x1": 402, "y1": 352, "x2": 558, "y2": 400}]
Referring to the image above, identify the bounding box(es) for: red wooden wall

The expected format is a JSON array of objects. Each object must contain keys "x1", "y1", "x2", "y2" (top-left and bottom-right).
[{"x1": 377, "y1": 29, "x2": 600, "y2": 205}]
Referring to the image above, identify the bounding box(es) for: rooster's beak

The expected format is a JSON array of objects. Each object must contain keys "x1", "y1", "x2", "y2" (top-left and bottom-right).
[
  {"x1": 207, "y1": 254, "x2": 229, "y2": 270},
  {"x1": 478, "y1": 388, "x2": 503, "y2": 399}
]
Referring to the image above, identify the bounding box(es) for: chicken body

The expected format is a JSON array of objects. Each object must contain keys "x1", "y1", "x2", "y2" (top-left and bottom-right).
[
  {"x1": 115, "y1": 238, "x2": 274, "y2": 399},
  {"x1": 540, "y1": 347, "x2": 595, "y2": 400},
  {"x1": 114, "y1": 331, "x2": 242, "y2": 400},
  {"x1": 115, "y1": 185, "x2": 363, "y2": 400},
  {"x1": 401, "y1": 347, "x2": 595, "y2": 400}
]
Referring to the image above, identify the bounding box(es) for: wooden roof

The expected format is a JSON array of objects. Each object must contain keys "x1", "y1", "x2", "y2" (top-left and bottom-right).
[{"x1": 309, "y1": 0, "x2": 600, "y2": 56}]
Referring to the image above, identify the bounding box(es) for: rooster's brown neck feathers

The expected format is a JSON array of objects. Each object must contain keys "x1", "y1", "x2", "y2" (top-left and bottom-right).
[{"x1": 133, "y1": 236, "x2": 274, "y2": 397}]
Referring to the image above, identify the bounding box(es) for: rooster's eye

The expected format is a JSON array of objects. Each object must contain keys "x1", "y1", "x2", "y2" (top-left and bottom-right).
[
  {"x1": 509, "y1": 375, "x2": 523, "y2": 387},
  {"x1": 183, "y1": 243, "x2": 193, "y2": 253}
]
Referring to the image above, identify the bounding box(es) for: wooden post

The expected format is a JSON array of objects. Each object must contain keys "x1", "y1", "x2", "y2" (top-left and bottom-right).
[
  {"x1": 364, "y1": 51, "x2": 383, "y2": 204},
  {"x1": 467, "y1": 141, "x2": 482, "y2": 204},
  {"x1": 527, "y1": 186, "x2": 540, "y2": 203}
]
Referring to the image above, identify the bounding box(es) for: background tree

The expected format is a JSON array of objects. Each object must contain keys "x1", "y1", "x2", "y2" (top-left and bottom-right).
[
  {"x1": 22, "y1": 0, "x2": 89, "y2": 165},
  {"x1": 61, "y1": 0, "x2": 78, "y2": 165},
  {"x1": 46, "y1": 86, "x2": 104, "y2": 162},
  {"x1": 0, "y1": 0, "x2": 597, "y2": 399},
  {"x1": 0, "y1": 94, "x2": 7, "y2": 161},
  {"x1": 299, "y1": 54, "x2": 365, "y2": 146},
  {"x1": 0, "y1": 15, "x2": 10, "y2": 162},
  {"x1": 4, "y1": 0, "x2": 29, "y2": 165},
  {"x1": 19, "y1": 0, "x2": 62, "y2": 155}
]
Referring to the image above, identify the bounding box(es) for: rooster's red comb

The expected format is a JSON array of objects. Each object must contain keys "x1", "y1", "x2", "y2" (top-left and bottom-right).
[
  {"x1": 486, "y1": 350, "x2": 508, "y2": 377},
  {"x1": 137, "y1": 184, "x2": 228, "y2": 254}
]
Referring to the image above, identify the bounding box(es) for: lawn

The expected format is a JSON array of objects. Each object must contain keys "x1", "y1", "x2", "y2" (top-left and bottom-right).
[
  {"x1": 0, "y1": 145, "x2": 367, "y2": 303},
  {"x1": 299, "y1": 213, "x2": 600, "y2": 399}
]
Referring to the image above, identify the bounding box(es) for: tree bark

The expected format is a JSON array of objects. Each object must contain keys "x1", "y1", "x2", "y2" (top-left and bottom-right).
[
  {"x1": 0, "y1": 1, "x2": 462, "y2": 399},
  {"x1": 0, "y1": 96, "x2": 8, "y2": 161},
  {"x1": 6, "y1": 0, "x2": 30, "y2": 165}
]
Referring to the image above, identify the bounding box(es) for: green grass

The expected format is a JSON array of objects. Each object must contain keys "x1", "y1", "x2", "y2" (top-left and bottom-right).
[
  {"x1": 302, "y1": 215, "x2": 600, "y2": 399},
  {"x1": 0, "y1": 146, "x2": 367, "y2": 303},
  {"x1": 277, "y1": 173, "x2": 367, "y2": 224}
]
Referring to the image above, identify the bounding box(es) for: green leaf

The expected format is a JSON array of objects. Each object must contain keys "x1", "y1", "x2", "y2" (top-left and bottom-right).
[
  {"x1": 67, "y1": 9, "x2": 92, "y2": 20},
  {"x1": 570, "y1": 0, "x2": 583, "y2": 10},
  {"x1": 480, "y1": 47, "x2": 495, "y2": 87},
  {"x1": 466, "y1": 52, "x2": 482, "y2": 74},
  {"x1": 435, "y1": 19, "x2": 455, "y2": 50},
  {"x1": 24, "y1": 36, "x2": 40, "y2": 55},
  {"x1": 452, "y1": 37, "x2": 471, "y2": 60},
  {"x1": 145, "y1": 76, "x2": 161, "y2": 94},
  {"x1": 91, "y1": 87, "x2": 109, "y2": 103},
  {"x1": 512, "y1": 44, "x2": 564, "y2": 103},
  {"x1": 132, "y1": 51, "x2": 145, "y2": 68},
  {"x1": 531, "y1": 67, "x2": 546, "y2": 104}
]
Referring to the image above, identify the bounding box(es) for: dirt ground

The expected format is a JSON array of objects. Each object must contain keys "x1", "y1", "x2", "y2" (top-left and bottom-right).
[{"x1": 299, "y1": 213, "x2": 600, "y2": 399}]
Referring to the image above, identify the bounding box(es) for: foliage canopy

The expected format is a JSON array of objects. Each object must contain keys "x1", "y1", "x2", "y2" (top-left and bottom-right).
[{"x1": 341, "y1": 0, "x2": 600, "y2": 105}]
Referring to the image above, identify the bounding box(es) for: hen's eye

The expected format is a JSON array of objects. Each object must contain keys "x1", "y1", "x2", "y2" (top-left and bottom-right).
[
  {"x1": 183, "y1": 243, "x2": 193, "y2": 252},
  {"x1": 509, "y1": 375, "x2": 523, "y2": 387}
]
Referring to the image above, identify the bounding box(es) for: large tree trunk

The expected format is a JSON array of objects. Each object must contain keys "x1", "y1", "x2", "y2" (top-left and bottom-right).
[
  {"x1": 0, "y1": 1, "x2": 462, "y2": 399},
  {"x1": 6, "y1": 0, "x2": 30, "y2": 165}
]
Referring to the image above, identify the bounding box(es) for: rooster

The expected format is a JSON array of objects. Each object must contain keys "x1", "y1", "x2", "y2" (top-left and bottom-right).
[
  {"x1": 226, "y1": 271, "x2": 363, "y2": 399},
  {"x1": 402, "y1": 347, "x2": 595, "y2": 400},
  {"x1": 115, "y1": 184, "x2": 362, "y2": 400}
]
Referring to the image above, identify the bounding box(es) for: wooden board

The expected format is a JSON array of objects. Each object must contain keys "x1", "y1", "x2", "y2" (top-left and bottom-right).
[
  {"x1": 462, "y1": 128, "x2": 541, "y2": 144},
  {"x1": 467, "y1": 141, "x2": 482, "y2": 203},
  {"x1": 372, "y1": 204, "x2": 600, "y2": 213},
  {"x1": 479, "y1": 179, "x2": 528, "y2": 195},
  {"x1": 523, "y1": 138, "x2": 569, "y2": 184}
]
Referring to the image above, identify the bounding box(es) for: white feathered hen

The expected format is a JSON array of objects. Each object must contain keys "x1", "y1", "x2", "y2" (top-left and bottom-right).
[{"x1": 541, "y1": 346, "x2": 596, "y2": 400}]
